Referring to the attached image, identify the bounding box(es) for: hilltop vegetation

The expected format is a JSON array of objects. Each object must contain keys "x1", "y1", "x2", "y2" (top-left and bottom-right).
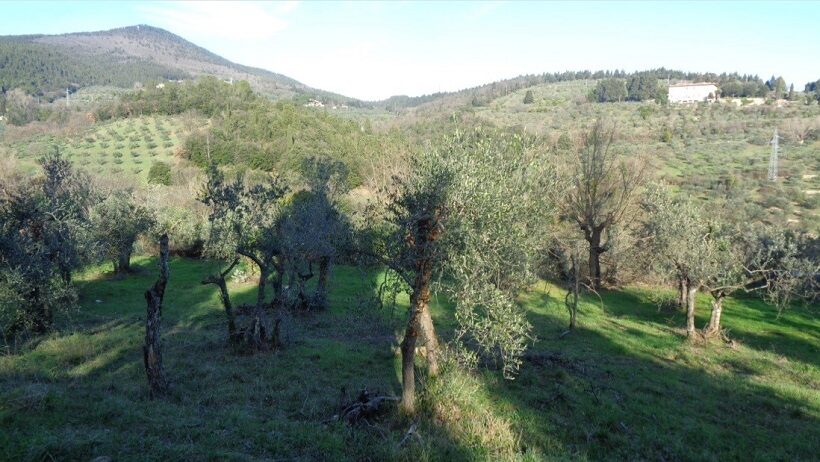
[{"x1": 0, "y1": 39, "x2": 186, "y2": 99}]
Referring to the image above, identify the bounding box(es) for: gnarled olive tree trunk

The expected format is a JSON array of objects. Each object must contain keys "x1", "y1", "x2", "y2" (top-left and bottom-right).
[
  {"x1": 143, "y1": 234, "x2": 169, "y2": 397},
  {"x1": 704, "y1": 291, "x2": 725, "y2": 336},
  {"x1": 400, "y1": 216, "x2": 440, "y2": 415},
  {"x1": 685, "y1": 282, "x2": 698, "y2": 339},
  {"x1": 315, "y1": 256, "x2": 331, "y2": 309},
  {"x1": 114, "y1": 250, "x2": 132, "y2": 274},
  {"x1": 400, "y1": 260, "x2": 432, "y2": 414},
  {"x1": 585, "y1": 225, "x2": 607, "y2": 290},
  {"x1": 202, "y1": 258, "x2": 239, "y2": 341},
  {"x1": 678, "y1": 278, "x2": 688, "y2": 310}
]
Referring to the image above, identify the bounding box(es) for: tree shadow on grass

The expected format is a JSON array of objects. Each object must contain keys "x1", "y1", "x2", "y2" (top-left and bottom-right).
[
  {"x1": 476, "y1": 308, "x2": 820, "y2": 461},
  {"x1": 596, "y1": 287, "x2": 820, "y2": 368}
]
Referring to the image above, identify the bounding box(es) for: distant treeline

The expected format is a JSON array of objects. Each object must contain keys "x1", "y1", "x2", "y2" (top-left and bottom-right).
[
  {"x1": 588, "y1": 70, "x2": 779, "y2": 103},
  {"x1": 0, "y1": 40, "x2": 188, "y2": 99},
  {"x1": 376, "y1": 68, "x2": 812, "y2": 109}
]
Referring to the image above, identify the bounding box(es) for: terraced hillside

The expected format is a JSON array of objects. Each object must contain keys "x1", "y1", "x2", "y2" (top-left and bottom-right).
[{"x1": 6, "y1": 115, "x2": 194, "y2": 184}]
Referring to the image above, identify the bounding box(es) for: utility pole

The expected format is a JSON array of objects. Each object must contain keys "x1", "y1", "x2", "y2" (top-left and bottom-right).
[
  {"x1": 66, "y1": 88, "x2": 70, "y2": 107},
  {"x1": 767, "y1": 128, "x2": 779, "y2": 181}
]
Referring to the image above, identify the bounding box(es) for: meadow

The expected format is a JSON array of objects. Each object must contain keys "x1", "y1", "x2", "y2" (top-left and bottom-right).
[{"x1": 1, "y1": 258, "x2": 817, "y2": 461}]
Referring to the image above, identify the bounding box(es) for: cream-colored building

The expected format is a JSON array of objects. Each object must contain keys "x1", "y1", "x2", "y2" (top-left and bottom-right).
[{"x1": 668, "y1": 82, "x2": 719, "y2": 103}]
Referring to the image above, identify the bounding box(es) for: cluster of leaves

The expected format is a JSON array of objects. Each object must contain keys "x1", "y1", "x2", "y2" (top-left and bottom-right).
[
  {"x1": 640, "y1": 183, "x2": 818, "y2": 335},
  {"x1": 202, "y1": 157, "x2": 350, "y2": 313},
  {"x1": 0, "y1": 149, "x2": 165, "y2": 339}
]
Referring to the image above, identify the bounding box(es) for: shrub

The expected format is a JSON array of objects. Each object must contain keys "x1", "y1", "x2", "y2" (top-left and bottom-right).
[
  {"x1": 661, "y1": 127, "x2": 674, "y2": 143},
  {"x1": 147, "y1": 161, "x2": 172, "y2": 186},
  {"x1": 152, "y1": 206, "x2": 206, "y2": 256}
]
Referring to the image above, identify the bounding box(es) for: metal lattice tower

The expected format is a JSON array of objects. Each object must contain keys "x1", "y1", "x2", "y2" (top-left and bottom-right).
[{"x1": 768, "y1": 128, "x2": 779, "y2": 181}]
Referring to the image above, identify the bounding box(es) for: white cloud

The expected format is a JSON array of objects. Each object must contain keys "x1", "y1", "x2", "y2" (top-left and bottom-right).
[{"x1": 139, "y1": 1, "x2": 297, "y2": 41}]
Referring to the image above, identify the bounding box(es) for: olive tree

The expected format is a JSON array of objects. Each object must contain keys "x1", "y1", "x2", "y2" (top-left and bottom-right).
[
  {"x1": 640, "y1": 184, "x2": 719, "y2": 338},
  {"x1": 374, "y1": 129, "x2": 549, "y2": 413},
  {"x1": 702, "y1": 227, "x2": 819, "y2": 336},
  {"x1": 552, "y1": 120, "x2": 646, "y2": 290},
  {"x1": 0, "y1": 150, "x2": 95, "y2": 335},
  {"x1": 91, "y1": 190, "x2": 154, "y2": 274},
  {"x1": 199, "y1": 163, "x2": 288, "y2": 350},
  {"x1": 543, "y1": 225, "x2": 588, "y2": 332},
  {"x1": 279, "y1": 158, "x2": 351, "y2": 310}
]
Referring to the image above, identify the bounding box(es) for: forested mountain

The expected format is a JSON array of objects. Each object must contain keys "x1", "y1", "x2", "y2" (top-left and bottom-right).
[{"x1": 0, "y1": 25, "x2": 317, "y2": 100}]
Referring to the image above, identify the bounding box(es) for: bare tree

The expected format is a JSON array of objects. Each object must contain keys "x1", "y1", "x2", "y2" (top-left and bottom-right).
[
  {"x1": 782, "y1": 117, "x2": 819, "y2": 145},
  {"x1": 143, "y1": 234, "x2": 169, "y2": 397},
  {"x1": 542, "y1": 224, "x2": 588, "y2": 331},
  {"x1": 552, "y1": 120, "x2": 646, "y2": 290}
]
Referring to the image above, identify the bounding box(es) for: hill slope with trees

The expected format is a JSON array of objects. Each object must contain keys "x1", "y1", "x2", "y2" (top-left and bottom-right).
[{"x1": 0, "y1": 25, "x2": 331, "y2": 100}]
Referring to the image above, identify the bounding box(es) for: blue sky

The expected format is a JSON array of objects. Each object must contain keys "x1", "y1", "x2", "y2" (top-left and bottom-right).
[{"x1": 1, "y1": 1, "x2": 818, "y2": 100}]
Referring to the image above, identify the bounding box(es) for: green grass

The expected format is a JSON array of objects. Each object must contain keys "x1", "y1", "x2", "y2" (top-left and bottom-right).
[{"x1": 1, "y1": 259, "x2": 818, "y2": 461}]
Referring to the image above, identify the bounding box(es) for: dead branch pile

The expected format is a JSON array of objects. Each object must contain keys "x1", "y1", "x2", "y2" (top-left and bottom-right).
[{"x1": 333, "y1": 388, "x2": 399, "y2": 424}]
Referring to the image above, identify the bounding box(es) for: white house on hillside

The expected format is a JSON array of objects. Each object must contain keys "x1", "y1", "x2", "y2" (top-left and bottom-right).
[{"x1": 668, "y1": 82, "x2": 719, "y2": 103}]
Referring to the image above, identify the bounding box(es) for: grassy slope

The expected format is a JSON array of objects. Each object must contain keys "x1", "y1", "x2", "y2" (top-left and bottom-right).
[
  {"x1": 470, "y1": 81, "x2": 820, "y2": 232},
  {"x1": 7, "y1": 115, "x2": 191, "y2": 184},
  {"x1": 1, "y1": 259, "x2": 817, "y2": 461}
]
